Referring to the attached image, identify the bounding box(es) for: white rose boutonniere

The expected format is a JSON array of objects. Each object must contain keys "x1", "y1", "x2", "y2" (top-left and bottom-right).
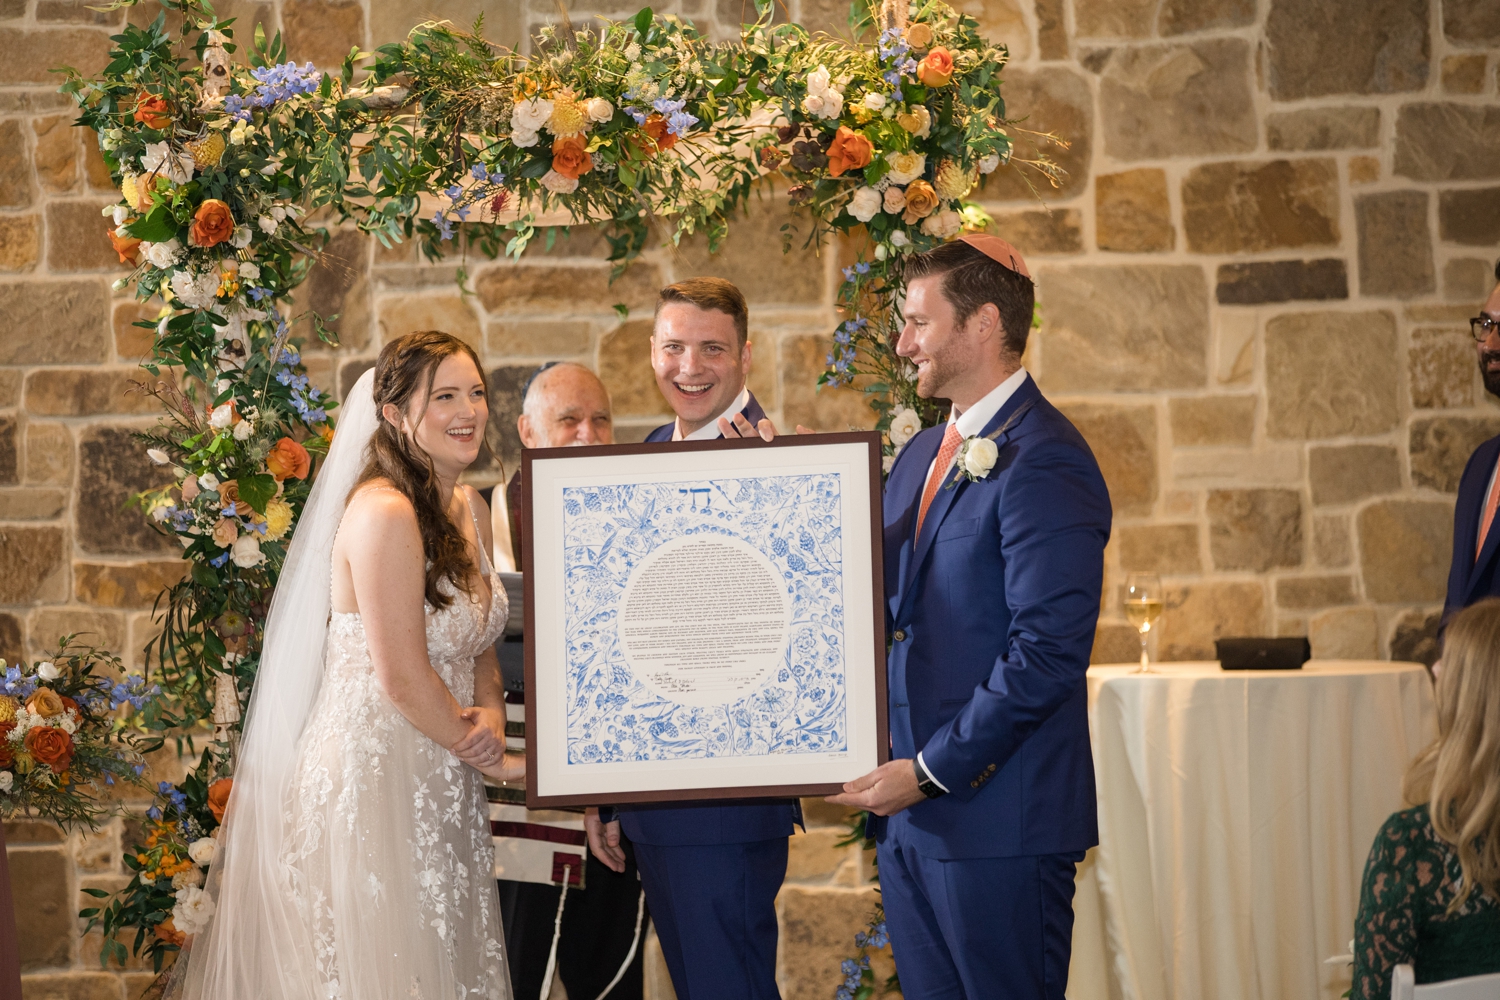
[{"x1": 952, "y1": 435, "x2": 999, "y2": 485}]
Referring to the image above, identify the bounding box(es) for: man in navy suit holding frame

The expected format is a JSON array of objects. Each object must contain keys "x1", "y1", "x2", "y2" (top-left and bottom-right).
[
  {"x1": 1443, "y1": 259, "x2": 1500, "y2": 627},
  {"x1": 585, "y1": 277, "x2": 796, "y2": 1000},
  {"x1": 828, "y1": 235, "x2": 1111, "y2": 999}
]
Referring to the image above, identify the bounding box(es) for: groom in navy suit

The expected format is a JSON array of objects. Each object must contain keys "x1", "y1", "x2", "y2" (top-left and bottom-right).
[
  {"x1": 1443, "y1": 259, "x2": 1500, "y2": 627},
  {"x1": 585, "y1": 277, "x2": 796, "y2": 1000},
  {"x1": 829, "y1": 236, "x2": 1111, "y2": 999}
]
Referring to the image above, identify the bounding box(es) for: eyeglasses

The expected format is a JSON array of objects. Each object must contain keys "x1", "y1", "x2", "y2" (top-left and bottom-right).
[{"x1": 1472, "y1": 317, "x2": 1500, "y2": 342}]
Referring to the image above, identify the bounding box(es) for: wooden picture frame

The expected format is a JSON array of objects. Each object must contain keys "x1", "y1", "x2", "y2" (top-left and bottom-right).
[{"x1": 521, "y1": 432, "x2": 889, "y2": 808}]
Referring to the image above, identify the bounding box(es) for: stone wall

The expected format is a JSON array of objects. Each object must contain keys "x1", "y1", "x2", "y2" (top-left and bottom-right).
[{"x1": 1, "y1": 0, "x2": 1497, "y2": 997}]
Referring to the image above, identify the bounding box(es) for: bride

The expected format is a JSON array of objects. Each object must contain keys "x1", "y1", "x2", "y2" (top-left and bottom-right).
[{"x1": 176, "y1": 330, "x2": 522, "y2": 999}]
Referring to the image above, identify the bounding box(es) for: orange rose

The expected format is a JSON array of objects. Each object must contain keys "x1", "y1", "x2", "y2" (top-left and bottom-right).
[
  {"x1": 27, "y1": 688, "x2": 64, "y2": 719},
  {"x1": 917, "y1": 46, "x2": 955, "y2": 88},
  {"x1": 826, "y1": 126, "x2": 875, "y2": 178},
  {"x1": 266, "y1": 437, "x2": 310, "y2": 481},
  {"x1": 190, "y1": 199, "x2": 234, "y2": 248},
  {"x1": 154, "y1": 917, "x2": 186, "y2": 946},
  {"x1": 108, "y1": 226, "x2": 141, "y2": 265},
  {"x1": 59, "y1": 696, "x2": 80, "y2": 717},
  {"x1": 550, "y1": 134, "x2": 594, "y2": 181},
  {"x1": 902, "y1": 178, "x2": 939, "y2": 223},
  {"x1": 0, "y1": 722, "x2": 15, "y2": 769},
  {"x1": 640, "y1": 114, "x2": 678, "y2": 154},
  {"x1": 24, "y1": 726, "x2": 74, "y2": 772},
  {"x1": 217, "y1": 479, "x2": 253, "y2": 517},
  {"x1": 207, "y1": 777, "x2": 233, "y2": 823},
  {"x1": 132, "y1": 92, "x2": 171, "y2": 129}
]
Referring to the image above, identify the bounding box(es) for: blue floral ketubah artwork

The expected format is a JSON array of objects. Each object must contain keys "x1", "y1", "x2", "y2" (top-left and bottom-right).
[{"x1": 563, "y1": 473, "x2": 848, "y2": 764}]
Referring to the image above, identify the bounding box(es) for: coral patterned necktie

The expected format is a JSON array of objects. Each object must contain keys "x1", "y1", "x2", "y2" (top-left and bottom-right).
[
  {"x1": 1477, "y1": 454, "x2": 1500, "y2": 561},
  {"x1": 915, "y1": 423, "x2": 964, "y2": 540}
]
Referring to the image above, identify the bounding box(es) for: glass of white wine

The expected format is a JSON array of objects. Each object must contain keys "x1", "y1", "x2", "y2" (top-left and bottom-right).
[{"x1": 1124, "y1": 573, "x2": 1164, "y2": 674}]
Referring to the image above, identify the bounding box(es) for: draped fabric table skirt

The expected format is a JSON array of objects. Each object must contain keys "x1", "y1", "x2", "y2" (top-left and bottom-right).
[{"x1": 1066, "y1": 661, "x2": 1437, "y2": 1000}]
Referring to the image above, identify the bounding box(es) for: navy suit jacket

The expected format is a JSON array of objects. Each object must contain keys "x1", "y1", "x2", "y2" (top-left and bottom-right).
[
  {"x1": 1443, "y1": 433, "x2": 1500, "y2": 627},
  {"x1": 616, "y1": 391, "x2": 801, "y2": 846},
  {"x1": 873, "y1": 376, "x2": 1111, "y2": 860}
]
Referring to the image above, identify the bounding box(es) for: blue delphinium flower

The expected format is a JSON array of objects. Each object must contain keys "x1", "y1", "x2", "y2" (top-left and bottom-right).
[
  {"x1": 432, "y1": 209, "x2": 455, "y2": 242},
  {"x1": 209, "y1": 551, "x2": 230, "y2": 568}
]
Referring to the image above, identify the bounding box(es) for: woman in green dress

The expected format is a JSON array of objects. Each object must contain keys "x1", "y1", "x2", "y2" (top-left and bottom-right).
[{"x1": 1352, "y1": 597, "x2": 1500, "y2": 999}]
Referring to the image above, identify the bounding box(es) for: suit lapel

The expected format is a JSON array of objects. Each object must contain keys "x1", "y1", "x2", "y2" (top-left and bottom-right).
[
  {"x1": 894, "y1": 379, "x2": 1043, "y2": 623},
  {"x1": 1464, "y1": 437, "x2": 1500, "y2": 601}
]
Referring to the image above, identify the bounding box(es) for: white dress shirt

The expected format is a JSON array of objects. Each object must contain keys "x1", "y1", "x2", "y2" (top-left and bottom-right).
[
  {"x1": 672, "y1": 386, "x2": 750, "y2": 441},
  {"x1": 917, "y1": 366, "x2": 1030, "y2": 794}
]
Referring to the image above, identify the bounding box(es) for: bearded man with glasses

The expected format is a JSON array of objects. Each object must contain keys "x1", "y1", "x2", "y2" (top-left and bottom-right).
[{"x1": 1442, "y1": 259, "x2": 1500, "y2": 628}]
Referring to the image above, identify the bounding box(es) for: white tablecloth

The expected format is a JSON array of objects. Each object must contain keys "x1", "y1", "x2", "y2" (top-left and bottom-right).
[{"x1": 1067, "y1": 661, "x2": 1437, "y2": 1000}]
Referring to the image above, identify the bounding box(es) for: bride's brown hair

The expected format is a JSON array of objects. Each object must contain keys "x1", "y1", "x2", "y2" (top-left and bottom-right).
[{"x1": 354, "y1": 330, "x2": 488, "y2": 610}]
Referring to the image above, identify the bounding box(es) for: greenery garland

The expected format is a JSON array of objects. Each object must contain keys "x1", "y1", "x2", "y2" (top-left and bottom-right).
[{"x1": 56, "y1": 0, "x2": 1059, "y2": 979}]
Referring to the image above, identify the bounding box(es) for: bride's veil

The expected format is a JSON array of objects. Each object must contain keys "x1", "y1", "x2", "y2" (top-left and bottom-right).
[{"x1": 175, "y1": 367, "x2": 379, "y2": 999}]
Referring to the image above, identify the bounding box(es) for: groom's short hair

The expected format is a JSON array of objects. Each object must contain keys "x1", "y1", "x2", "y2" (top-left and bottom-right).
[
  {"x1": 904, "y1": 240, "x2": 1035, "y2": 360},
  {"x1": 655, "y1": 277, "x2": 749, "y2": 346}
]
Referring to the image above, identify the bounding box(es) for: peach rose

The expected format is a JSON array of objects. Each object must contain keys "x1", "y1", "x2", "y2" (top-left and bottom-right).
[
  {"x1": 27, "y1": 688, "x2": 64, "y2": 719},
  {"x1": 211, "y1": 517, "x2": 239, "y2": 549},
  {"x1": 217, "y1": 480, "x2": 252, "y2": 517},
  {"x1": 180, "y1": 475, "x2": 200, "y2": 502},
  {"x1": 917, "y1": 46, "x2": 955, "y2": 88},
  {"x1": 550, "y1": 134, "x2": 593, "y2": 180},
  {"x1": 826, "y1": 127, "x2": 875, "y2": 178},
  {"x1": 132, "y1": 93, "x2": 171, "y2": 129},
  {"x1": 207, "y1": 777, "x2": 233, "y2": 823},
  {"x1": 639, "y1": 114, "x2": 678, "y2": 154},
  {"x1": 266, "y1": 437, "x2": 310, "y2": 481},
  {"x1": 902, "y1": 179, "x2": 939, "y2": 223},
  {"x1": 24, "y1": 726, "x2": 74, "y2": 772},
  {"x1": 108, "y1": 227, "x2": 141, "y2": 265},
  {"x1": 190, "y1": 199, "x2": 234, "y2": 248}
]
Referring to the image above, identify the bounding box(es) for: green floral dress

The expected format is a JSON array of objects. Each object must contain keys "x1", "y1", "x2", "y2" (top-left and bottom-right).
[{"x1": 1352, "y1": 805, "x2": 1500, "y2": 1000}]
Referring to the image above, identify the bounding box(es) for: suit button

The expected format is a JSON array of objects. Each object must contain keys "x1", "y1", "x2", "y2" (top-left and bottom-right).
[
  {"x1": 987, "y1": 764, "x2": 996, "y2": 773},
  {"x1": 970, "y1": 780, "x2": 979, "y2": 788},
  {"x1": 893, "y1": 629, "x2": 906, "y2": 642}
]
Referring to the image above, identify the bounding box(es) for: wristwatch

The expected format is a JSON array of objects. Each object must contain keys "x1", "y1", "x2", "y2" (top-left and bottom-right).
[{"x1": 912, "y1": 757, "x2": 947, "y2": 799}]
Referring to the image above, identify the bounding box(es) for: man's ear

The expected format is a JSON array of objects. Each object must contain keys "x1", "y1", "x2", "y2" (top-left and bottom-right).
[
  {"x1": 517, "y1": 412, "x2": 537, "y2": 450},
  {"x1": 741, "y1": 336, "x2": 753, "y2": 374},
  {"x1": 974, "y1": 302, "x2": 1002, "y2": 346}
]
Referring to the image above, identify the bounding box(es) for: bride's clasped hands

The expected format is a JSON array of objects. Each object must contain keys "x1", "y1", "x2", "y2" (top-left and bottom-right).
[{"x1": 453, "y1": 705, "x2": 524, "y2": 781}]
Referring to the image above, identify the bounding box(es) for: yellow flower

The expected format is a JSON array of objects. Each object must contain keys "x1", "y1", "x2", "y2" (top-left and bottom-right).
[
  {"x1": 216, "y1": 268, "x2": 240, "y2": 299},
  {"x1": 186, "y1": 132, "x2": 226, "y2": 169},
  {"x1": 0, "y1": 697, "x2": 16, "y2": 723},
  {"x1": 933, "y1": 158, "x2": 975, "y2": 201},
  {"x1": 546, "y1": 89, "x2": 587, "y2": 137},
  {"x1": 263, "y1": 497, "x2": 293, "y2": 540},
  {"x1": 121, "y1": 174, "x2": 145, "y2": 211}
]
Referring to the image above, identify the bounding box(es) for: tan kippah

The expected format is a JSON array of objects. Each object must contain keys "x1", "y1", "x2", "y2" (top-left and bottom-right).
[{"x1": 957, "y1": 233, "x2": 1031, "y2": 279}]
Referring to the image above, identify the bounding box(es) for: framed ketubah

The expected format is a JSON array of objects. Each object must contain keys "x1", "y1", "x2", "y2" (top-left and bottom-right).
[{"x1": 521, "y1": 431, "x2": 889, "y2": 808}]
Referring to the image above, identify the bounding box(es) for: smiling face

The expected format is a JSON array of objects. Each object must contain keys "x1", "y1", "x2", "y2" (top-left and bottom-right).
[
  {"x1": 651, "y1": 301, "x2": 751, "y2": 436},
  {"x1": 1481, "y1": 281, "x2": 1500, "y2": 399},
  {"x1": 518, "y1": 364, "x2": 614, "y2": 448},
  {"x1": 896, "y1": 273, "x2": 1003, "y2": 409},
  {"x1": 388, "y1": 352, "x2": 489, "y2": 482}
]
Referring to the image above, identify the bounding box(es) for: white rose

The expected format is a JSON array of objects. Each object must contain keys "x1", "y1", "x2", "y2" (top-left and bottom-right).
[
  {"x1": 802, "y1": 93, "x2": 825, "y2": 116},
  {"x1": 539, "y1": 169, "x2": 579, "y2": 195},
  {"x1": 890, "y1": 230, "x2": 911, "y2": 248},
  {"x1": 188, "y1": 837, "x2": 218, "y2": 867},
  {"x1": 0, "y1": 773, "x2": 11, "y2": 793},
  {"x1": 141, "y1": 141, "x2": 195, "y2": 184},
  {"x1": 112, "y1": 205, "x2": 129, "y2": 225},
  {"x1": 198, "y1": 472, "x2": 221, "y2": 492},
  {"x1": 888, "y1": 408, "x2": 923, "y2": 447},
  {"x1": 510, "y1": 97, "x2": 554, "y2": 133},
  {"x1": 231, "y1": 534, "x2": 265, "y2": 568},
  {"x1": 59, "y1": 716, "x2": 77, "y2": 735},
  {"x1": 846, "y1": 186, "x2": 881, "y2": 223},
  {"x1": 510, "y1": 127, "x2": 540, "y2": 148},
  {"x1": 257, "y1": 215, "x2": 277, "y2": 234},
  {"x1": 172, "y1": 886, "x2": 217, "y2": 935},
  {"x1": 232, "y1": 418, "x2": 254, "y2": 441},
  {"x1": 807, "y1": 65, "x2": 832, "y2": 96},
  {"x1": 861, "y1": 92, "x2": 886, "y2": 111},
  {"x1": 978, "y1": 152, "x2": 1001, "y2": 174},
  {"x1": 921, "y1": 209, "x2": 963, "y2": 239},
  {"x1": 882, "y1": 185, "x2": 907, "y2": 214},
  {"x1": 208, "y1": 402, "x2": 235, "y2": 430},
  {"x1": 885, "y1": 151, "x2": 926, "y2": 185},
  {"x1": 36, "y1": 662, "x2": 60, "y2": 681},
  {"x1": 818, "y1": 88, "x2": 843, "y2": 119},
  {"x1": 238, "y1": 262, "x2": 259, "y2": 281},
  {"x1": 909, "y1": 105, "x2": 932, "y2": 138},
  {"x1": 142, "y1": 238, "x2": 184, "y2": 269},
  {"x1": 961, "y1": 437, "x2": 999, "y2": 479},
  {"x1": 584, "y1": 97, "x2": 614, "y2": 123},
  {"x1": 146, "y1": 448, "x2": 170, "y2": 465}
]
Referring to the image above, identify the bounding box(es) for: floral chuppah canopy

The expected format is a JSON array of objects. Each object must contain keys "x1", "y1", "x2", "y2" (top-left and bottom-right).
[{"x1": 51, "y1": 0, "x2": 1061, "y2": 981}]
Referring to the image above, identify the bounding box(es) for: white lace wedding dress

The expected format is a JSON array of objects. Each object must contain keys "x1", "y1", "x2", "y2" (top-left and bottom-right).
[{"x1": 279, "y1": 550, "x2": 511, "y2": 1000}]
